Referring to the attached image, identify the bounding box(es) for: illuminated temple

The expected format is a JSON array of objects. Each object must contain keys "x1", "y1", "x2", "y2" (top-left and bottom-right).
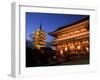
[
  {"x1": 33, "y1": 25, "x2": 46, "y2": 49},
  {"x1": 49, "y1": 16, "x2": 89, "y2": 56}
]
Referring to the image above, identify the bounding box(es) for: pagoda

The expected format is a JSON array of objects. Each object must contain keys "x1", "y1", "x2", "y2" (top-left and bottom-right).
[{"x1": 33, "y1": 24, "x2": 46, "y2": 49}]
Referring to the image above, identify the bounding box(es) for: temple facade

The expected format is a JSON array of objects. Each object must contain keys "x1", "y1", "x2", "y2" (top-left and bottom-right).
[{"x1": 49, "y1": 17, "x2": 89, "y2": 56}]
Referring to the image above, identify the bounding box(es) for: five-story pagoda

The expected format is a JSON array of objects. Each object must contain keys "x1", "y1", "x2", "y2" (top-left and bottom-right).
[{"x1": 33, "y1": 25, "x2": 46, "y2": 49}]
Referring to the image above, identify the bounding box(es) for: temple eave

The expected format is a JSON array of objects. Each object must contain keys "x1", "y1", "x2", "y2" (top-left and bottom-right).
[{"x1": 51, "y1": 35, "x2": 89, "y2": 45}]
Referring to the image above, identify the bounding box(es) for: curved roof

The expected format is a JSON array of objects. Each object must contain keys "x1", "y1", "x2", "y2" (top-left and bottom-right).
[{"x1": 48, "y1": 16, "x2": 89, "y2": 37}]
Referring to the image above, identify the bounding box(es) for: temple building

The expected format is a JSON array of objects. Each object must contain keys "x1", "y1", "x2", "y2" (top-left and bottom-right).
[
  {"x1": 49, "y1": 16, "x2": 89, "y2": 56},
  {"x1": 33, "y1": 25, "x2": 46, "y2": 49}
]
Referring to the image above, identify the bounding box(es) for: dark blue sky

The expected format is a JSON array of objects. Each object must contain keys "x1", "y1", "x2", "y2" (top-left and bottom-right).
[{"x1": 26, "y1": 12, "x2": 88, "y2": 42}]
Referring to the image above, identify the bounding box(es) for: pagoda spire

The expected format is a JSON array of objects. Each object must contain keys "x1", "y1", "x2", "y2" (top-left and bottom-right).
[{"x1": 40, "y1": 24, "x2": 42, "y2": 30}]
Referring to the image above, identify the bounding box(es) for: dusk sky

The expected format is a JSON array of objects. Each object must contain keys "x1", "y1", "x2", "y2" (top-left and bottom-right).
[{"x1": 26, "y1": 12, "x2": 89, "y2": 42}]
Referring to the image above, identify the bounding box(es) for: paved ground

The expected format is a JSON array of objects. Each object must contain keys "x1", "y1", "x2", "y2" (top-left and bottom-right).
[
  {"x1": 48, "y1": 56, "x2": 89, "y2": 66},
  {"x1": 61, "y1": 57, "x2": 89, "y2": 65}
]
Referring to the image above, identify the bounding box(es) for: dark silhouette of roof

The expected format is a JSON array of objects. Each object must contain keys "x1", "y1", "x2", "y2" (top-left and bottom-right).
[{"x1": 56, "y1": 16, "x2": 89, "y2": 31}]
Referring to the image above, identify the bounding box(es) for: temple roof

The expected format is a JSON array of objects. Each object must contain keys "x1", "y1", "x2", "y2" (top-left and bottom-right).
[
  {"x1": 48, "y1": 16, "x2": 89, "y2": 36},
  {"x1": 56, "y1": 16, "x2": 89, "y2": 31}
]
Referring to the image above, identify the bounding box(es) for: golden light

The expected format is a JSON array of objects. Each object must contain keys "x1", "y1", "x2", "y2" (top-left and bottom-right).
[
  {"x1": 85, "y1": 47, "x2": 89, "y2": 52},
  {"x1": 75, "y1": 42, "x2": 78, "y2": 45},
  {"x1": 58, "y1": 35, "x2": 61, "y2": 38},
  {"x1": 81, "y1": 29, "x2": 84, "y2": 32},
  {"x1": 65, "y1": 46, "x2": 68, "y2": 51},
  {"x1": 67, "y1": 33, "x2": 69, "y2": 36},
  {"x1": 71, "y1": 43, "x2": 74, "y2": 45},
  {"x1": 86, "y1": 40, "x2": 88, "y2": 43},
  {"x1": 77, "y1": 30, "x2": 80, "y2": 33},
  {"x1": 68, "y1": 43, "x2": 70, "y2": 46},
  {"x1": 62, "y1": 44, "x2": 65, "y2": 47},
  {"x1": 60, "y1": 50, "x2": 63, "y2": 55},
  {"x1": 59, "y1": 45, "x2": 61, "y2": 47},
  {"x1": 79, "y1": 42, "x2": 81, "y2": 44},
  {"x1": 62, "y1": 34, "x2": 65, "y2": 37},
  {"x1": 74, "y1": 31, "x2": 77, "y2": 34},
  {"x1": 77, "y1": 45, "x2": 81, "y2": 50},
  {"x1": 83, "y1": 28, "x2": 86, "y2": 31},
  {"x1": 70, "y1": 32, "x2": 73, "y2": 35},
  {"x1": 80, "y1": 28, "x2": 86, "y2": 32},
  {"x1": 70, "y1": 45, "x2": 75, "y2": 50},
  {"x1": 83, "y1": 41, "x2": 85, "y2": 44}
]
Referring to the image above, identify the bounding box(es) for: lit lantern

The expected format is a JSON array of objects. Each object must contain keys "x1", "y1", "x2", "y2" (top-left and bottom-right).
[
  {"x1": 83, "y1": 41, "x2": 85, "y2": 44},
  {"x1": 77, "y1": 45, "x2": 81, "y2": 50},
  {"x1": 74, "y1": 31, "x2": 77, "y2": 34},
  {"x1": 86, "y1": 40, "x2": 88, "y2": 43},
  {"x1": 86, "y1": 47, "x2": 89, "y2": 52},
  {"x1": 70, "y1": 45, "x2": 74, "y2": 49},
  {"x1": 60, "y1": 50, "x2": 63, "y2": 55},
  {"x1": 81, "y1": 28, "x2": 86, "y2": 32},
  {"x1": 70, "y1": 32, "x2": 73, "y2": 35},
  {"x1": 62, "y1": 44, "x2": 65, "y2": 47},
  {"x1": 83, "y1": 28, "x2": 86, "y2": 31},
  {"x1": 77, "y1": 30, "x2": 80, "y2": 33},
  {"x1": 65, "y1": 47, "x2": 68, "y2": 51},
  {"x1": 68, "y1": 43, "x2": 70, "y2": 46},
  {"x1": 63, "y1": 34, "x2": 65, "y2": 37},
  {"x1": 81, "y1": 29, "x2": 83, "y2": 32}
]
